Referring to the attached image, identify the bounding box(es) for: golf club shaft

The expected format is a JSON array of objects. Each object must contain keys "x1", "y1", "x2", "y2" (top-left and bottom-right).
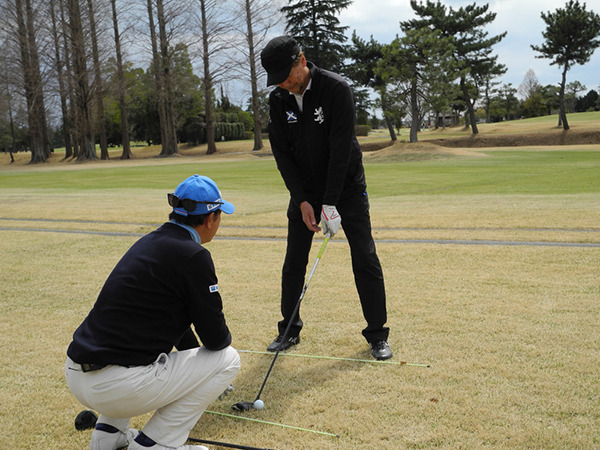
[
  {"x1": 187, "y1": 437, "x2": 273, "y2": 450},
  {"x1": 254, "y1": 237, "x2": 330, "y2": 401}
]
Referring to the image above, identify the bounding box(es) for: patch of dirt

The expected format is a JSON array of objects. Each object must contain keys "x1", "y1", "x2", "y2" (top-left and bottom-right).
[
  {"x1": 423, "y1": 129, "x2": 600, "y2": 148},
  {"x1": 360, "y1": 140, "x2": 397, "y2": 152},
  {"x1": 362, "y1": 140, "x2": 487, "y2": 162}
]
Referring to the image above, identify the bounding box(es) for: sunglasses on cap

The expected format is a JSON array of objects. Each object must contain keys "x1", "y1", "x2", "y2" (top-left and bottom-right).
[{"x1": 167, "y1": 193, "x2": 223, "y2": 212}]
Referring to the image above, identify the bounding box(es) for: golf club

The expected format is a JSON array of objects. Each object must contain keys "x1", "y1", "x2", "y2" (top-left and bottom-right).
[
  {"x1": 232, "y1": 237, "x2": 330, "y2": 412},
  {"x1": 187, "y1": 437, "x2": 274, "y2": 449},
  {"x1": 74, "y1": 409, "x2": 98, "y2": 430}
]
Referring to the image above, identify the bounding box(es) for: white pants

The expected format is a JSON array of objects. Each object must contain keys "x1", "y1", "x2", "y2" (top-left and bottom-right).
[{"x1": 66, "y1": 346, "x2": 240, "y2": 447}]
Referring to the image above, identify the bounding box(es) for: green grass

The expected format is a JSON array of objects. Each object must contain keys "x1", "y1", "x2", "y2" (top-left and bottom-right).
[
  {"x1": 1, "y1": 150, "x2": 598, "y2": 196},
  {"x1": 0, "y1": 160, "x2": 284, "y2": 192},
  {"x1": 366, "y1": 150, "x2": 600, "y2": 196}
]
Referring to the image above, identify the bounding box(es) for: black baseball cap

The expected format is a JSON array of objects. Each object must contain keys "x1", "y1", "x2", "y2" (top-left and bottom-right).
[{"x1": 261, "y1": 36, "x2": 301, "y2": 87}]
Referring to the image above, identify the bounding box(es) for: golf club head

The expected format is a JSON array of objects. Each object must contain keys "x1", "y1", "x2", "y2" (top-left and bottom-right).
[
  {"x1": 231, "y1": 401, "x2": 254, "y2": 412},
  {"x1": 74, "y1": 409, "x2": 98, "y2": 430}
]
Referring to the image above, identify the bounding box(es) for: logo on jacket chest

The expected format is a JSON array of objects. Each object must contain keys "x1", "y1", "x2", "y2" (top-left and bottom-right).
[
  {"x1": 286, "y1": 111, "x2": 298, "y2": 123},
  {"x1": 285, "y1": 107, "x2": 325, "y2": 124},
  {"x1": 314, "y1": 106, "x2": 324, "y2": 124}
]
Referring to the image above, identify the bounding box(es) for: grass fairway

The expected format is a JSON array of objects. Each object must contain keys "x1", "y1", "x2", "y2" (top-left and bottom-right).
[{"x1": 1, "y1": 132, "x2": 599, "y2": 448}]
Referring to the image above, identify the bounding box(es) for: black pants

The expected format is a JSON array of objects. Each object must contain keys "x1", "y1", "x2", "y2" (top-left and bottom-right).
[{"x1": 278, "y1": 189, "x2": 389, "y2": 343}]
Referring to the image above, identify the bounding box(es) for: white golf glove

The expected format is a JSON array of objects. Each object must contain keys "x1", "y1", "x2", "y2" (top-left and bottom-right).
[{"x1": 321, "y1": 205, "x2": 341, "y2": 238}]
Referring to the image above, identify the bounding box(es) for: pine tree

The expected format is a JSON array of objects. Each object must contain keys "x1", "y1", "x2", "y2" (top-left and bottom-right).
[
  {"x1": 281, "y1": 0, "x2": 352, "y2": 72},
  {"x1": 405, "y1": 1, "x2": 507, "y2": 134},
  {"x1": 531, "y1": 0, "x2": 600, "y2": 130}
]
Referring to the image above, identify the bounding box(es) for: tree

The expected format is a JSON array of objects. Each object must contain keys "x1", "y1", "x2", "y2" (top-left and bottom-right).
[
  {"x1": 49, "y1": 0, "x2": 73, "y2": 160},
  {"x1": 110, "y1": 0, "x2": 131, "y2": 159},
  {"x1": 67, "y1": 0, "x2": 97, "y2": 160},
  {"x1": 242, "y1": 0, "x2": 262, "y2": 150},
  {"x1": 171, "y1": 43, "x2": 205, "y2": 136},
  {"x1": 531, "y1": 0, "x2": 600, "y2": 130},
  {"x1": 59, "y1": 0, "x2": 78, "y2": 158},
  {"x1": 575, "y1": 89, "x2": 599, "y2": 111},
  {"x1": 145, "y1": 0, "x2": 167, "y2": 150},
  {"x1": 15, "y1": 0, "x2": 51, "y2": 163},
  {"x1": 346, "y1": 33, "x2": 397, "y2": 140},
  {"x1": 482, "y1": 76, "x2": 501, "y2": 123},
  {"x1": 87, "y1": 0, "x2": 109, "y2": 159},
  {"x1": 232, "y1": 0, "x2": 281, "y2": 151},
  {"x1": 198, "y1": 0, "x2": 215, "y2": 154},
  {"x1": 192, "y1": 0, "x2": 238, "y2": 154},
  {"x1": 518, "y1": 69, "x2": 540, "y2": 100},
  {"x1": 281, "y1": 0, "x2": 351, "y2": 73},
  {"x1": 406, "y1": 1, "x2": 507, "y2": 135},
  {"x1": 376, "y1": 26, "x2": 456, "y2": 142},
  {"x1": 497, "y1": 83, "x2": 518, "y2": 121},
  {"x1": 155, "y1": 0, "x2": 179, "y2": 156},
  {"x1": 565, "y1": 81, "x2": 586, "y2": 113}
]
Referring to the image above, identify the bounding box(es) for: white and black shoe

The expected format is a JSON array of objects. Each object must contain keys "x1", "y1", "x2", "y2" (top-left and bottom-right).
[
  {"x1": 128, "y1": 432, "x2": 208, "y2": 450},
  {"x1": 89, "y1": 424, "x2": 138, "y2": 450}
]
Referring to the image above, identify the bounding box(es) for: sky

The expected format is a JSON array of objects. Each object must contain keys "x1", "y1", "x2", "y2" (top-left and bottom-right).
[{"x1": 338, "y1": 0, "x2": 600, "y2": 97}]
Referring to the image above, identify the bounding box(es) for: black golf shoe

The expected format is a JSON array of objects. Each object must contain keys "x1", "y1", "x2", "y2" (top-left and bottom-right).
[
  {"x1": 370, "y1": 340, "x2": 393, "y2": 360},
  {"x1": 267, "y1": 335, "x2": 300, "y2": 352}
]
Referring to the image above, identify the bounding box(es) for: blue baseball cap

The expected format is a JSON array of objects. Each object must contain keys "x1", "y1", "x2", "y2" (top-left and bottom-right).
[{"x1": 169, "y1": 175, "x2": 235, "y2": 216}]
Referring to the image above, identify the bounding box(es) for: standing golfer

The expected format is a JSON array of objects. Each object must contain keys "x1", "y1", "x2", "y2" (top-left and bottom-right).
[
  {"x1": 260, "y1": 35, "x2": 392, "y2": 361},
  {"x1": 65, "y1": 174, "x2": 240, "y2": 450}
]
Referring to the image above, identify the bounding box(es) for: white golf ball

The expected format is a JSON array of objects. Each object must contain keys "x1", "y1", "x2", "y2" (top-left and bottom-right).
[{"x1": 253, "y1": 399, "x2": 264, "y2": 410}]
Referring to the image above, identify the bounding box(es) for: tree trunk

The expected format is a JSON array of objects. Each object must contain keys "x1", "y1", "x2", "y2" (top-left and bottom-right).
[
  {"x1": 558, "y1": 65, "x2": 570, "y2": 130},
  {"x1": 245, "y1": 0, "x2": 263, "y2": 151},
  {"x1": 146, "y1": 0, "x2": 168, "y2": 149},
  {"x1": 409, "y1": 78, "x2": 419, "y2": 143},
  {"x1": 68, "y1": 0, "x2": 97, "y2": 161},
  {"x1": 379, "y1": 89, "x2": 397, "y2": 141},
  {"x1": 460, "y1": 77, "x2": 479, "y2": 134},
  {"x1": 157, "y1": 0, "x2": 178, "y2": 156},
  {"x1": 110, "y1": 0, "x2": 132, "y2": 159},
  {"x1": 50, "y1": 0, "x2": 73, "y2": 160},
  {"x1": 87, "y1": 0, "x2": 109, "y2": 159},
  {"x1": 15, "y1": 0, "x2": 48, "y2": 163},
  {"x1": 6, "y1": 86, "x2": 16, "y2": 163},
  {"x1": 199, "y1": 0, "x2": 216, "y2": 155},
  {"x1": 59, "y1": 0, "x2": 77, "y2": 159},
  {"x1": 25, "y1": 0, "x2": 50, "y2": 161}
]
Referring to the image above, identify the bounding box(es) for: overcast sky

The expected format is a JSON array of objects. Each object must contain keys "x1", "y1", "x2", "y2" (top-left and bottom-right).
[{"x1": 338, "y1": 0, "x2": 600, "y2": 96}]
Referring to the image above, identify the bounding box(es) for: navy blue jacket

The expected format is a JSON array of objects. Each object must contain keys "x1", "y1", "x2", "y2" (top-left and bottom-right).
[
  {"x1": 268, "y1": 62, "x2": 366, "y2": 207},
  {"x1": 67, "y1": 222, "x2": 232, "y2": 366}
]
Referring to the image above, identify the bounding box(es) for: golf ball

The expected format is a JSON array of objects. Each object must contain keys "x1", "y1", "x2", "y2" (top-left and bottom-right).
[{"x1": 253, "y1": 399, "x2": 265, "y2": 410}]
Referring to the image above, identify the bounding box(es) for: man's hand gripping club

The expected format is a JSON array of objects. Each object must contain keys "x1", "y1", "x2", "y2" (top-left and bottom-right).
[
  {"x1": 300, "y1": 202, "x2": 342, "y2": 238},
  {"x1": 321, "y1": 205, "x2": 341, "y2": 237},
  {"x1": 299, "y1": 202, "x2": 341, "y2": 238}
]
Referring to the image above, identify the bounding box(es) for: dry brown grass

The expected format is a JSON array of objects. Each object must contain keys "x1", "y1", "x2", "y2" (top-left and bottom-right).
[
  {"x1": 1, "y1": 114, "x2": 598, "y2": 448},
  {"x1": 1, "y1": 185, "x2": 599, "y2": 449}
]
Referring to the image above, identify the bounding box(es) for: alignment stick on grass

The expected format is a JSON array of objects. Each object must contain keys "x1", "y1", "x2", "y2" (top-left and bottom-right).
[
  {"x1": 238, "y1": 349, "x2": 431, "y2": 367},
  {"x1": 205, "y1": 410, "x2": 339, "y2": 437}
]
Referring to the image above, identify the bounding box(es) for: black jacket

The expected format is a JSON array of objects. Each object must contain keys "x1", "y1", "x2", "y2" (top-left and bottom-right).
[
  {"x1": 268, "y1": 62, "x2": 366, "y2": 207},
  {"x1": 67, "y1": 222, "x2": 232, "y2": 366}
]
